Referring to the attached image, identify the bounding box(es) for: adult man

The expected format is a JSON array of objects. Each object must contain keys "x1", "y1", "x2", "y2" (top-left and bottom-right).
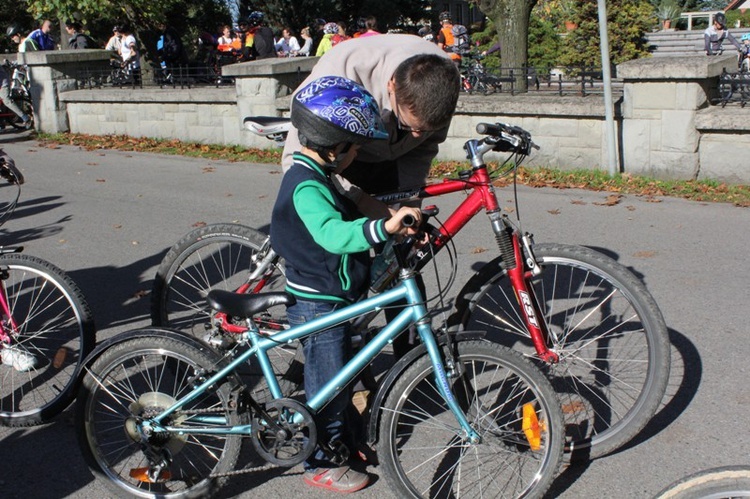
[
  {"x1": 105, "y1": 25, "x2": 123, "y2": 52},
  {"x1": 26, "y1": 20, "x2": 55, "y2": 51},
  {"x1": 282, "y1": 34, "x2": 460, "y2": 206},
  {"x1": 436, "y1": 12, "x2": 462, "y2": 65},
  {"x1": 245, "y1": 11, "x2": 275, "y2": 60},
  {"x1": 65, "y1": 21, "x2": 94, "y2": 49},
  {"x1": 704, "y1": 12, "x2": 741, "y2": 55}
]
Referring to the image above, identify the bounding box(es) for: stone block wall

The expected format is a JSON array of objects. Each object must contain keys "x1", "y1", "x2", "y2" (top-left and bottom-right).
[{"x1": 34, "y1": 51, "x2": 750, "y2": 184}]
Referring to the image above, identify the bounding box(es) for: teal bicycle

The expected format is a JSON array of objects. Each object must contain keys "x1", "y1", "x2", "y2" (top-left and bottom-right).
[{"x1": 75, "y1": 208, "x2": 564, "y2": 498}]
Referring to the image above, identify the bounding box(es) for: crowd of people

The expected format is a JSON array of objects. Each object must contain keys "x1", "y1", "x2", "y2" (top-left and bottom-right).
[{"x1": 3, "y1": 12, "x2": 472, "y2": 68}]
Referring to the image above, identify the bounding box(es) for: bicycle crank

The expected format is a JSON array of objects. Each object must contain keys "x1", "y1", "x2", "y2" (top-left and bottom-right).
[{"x1": 250, "y1": 398, "x2": 316, "y2": 467}]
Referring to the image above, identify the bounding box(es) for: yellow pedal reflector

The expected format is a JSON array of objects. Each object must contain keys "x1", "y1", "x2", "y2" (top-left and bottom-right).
[
  {"x1": 52, "y1": 347, "x2": 68, "y2": 369},
  {"x1": 522, "y1": 403, "x2": 542, "y2": 451},
  {"x1": 129, "y1": 467, "x2": 171, "y2": 483}
]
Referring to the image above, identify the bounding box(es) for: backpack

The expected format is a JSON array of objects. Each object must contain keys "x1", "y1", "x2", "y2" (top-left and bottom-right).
[{"x1": 451, "y1": 25, "x2": 470, "y2": 56}]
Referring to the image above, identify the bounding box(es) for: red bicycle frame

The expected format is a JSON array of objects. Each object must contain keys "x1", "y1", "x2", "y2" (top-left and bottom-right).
[{"x1": 383, "y1": 164, "x2": 559, "y2": 363}]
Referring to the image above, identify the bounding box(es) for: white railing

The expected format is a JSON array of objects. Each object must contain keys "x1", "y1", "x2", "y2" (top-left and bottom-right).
[{"x1": 679, "y1": 10, "x2": 723, "y2": 31}]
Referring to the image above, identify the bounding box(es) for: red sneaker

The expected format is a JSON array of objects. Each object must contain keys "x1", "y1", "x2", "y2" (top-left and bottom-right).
[{"x1": 303, "y1": 466, "x2": 369, "y2": 493}]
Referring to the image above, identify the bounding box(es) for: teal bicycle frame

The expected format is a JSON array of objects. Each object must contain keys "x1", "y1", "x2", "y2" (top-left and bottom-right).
[{"x1": 146, "y1": 268, "x2": 481, "y2": 444}]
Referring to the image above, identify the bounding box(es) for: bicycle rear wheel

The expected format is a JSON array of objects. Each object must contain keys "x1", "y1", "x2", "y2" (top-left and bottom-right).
[
  {"x1": 150, "y1": 223, "x2": 301, "y2": 396},
  {"x1": 0, "y1": 253, "x2": 95, "y2": 426},
  {"x1": 379, "y1": 341, "x2": 563, "y2": 498},
  {"x1": 451, "y1": 243, "x2": 670, "y2": 460},
  {"x1": 76, "y1": 335, "x2": 243, "y2": 499}
]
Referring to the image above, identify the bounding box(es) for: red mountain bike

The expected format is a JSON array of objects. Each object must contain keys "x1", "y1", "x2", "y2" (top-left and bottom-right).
[{"x1": 151, "y1": 121, "x2": 670, "y2": 460}]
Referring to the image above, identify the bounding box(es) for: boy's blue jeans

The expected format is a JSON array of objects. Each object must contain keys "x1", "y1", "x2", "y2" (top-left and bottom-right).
[{"x1": 287, "y1": 299, "x2": 353, "y2": 470}]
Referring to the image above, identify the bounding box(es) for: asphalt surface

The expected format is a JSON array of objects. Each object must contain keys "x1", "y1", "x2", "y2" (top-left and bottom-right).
[{"x1": 0, "y1": 128, "x2": 748, "y2": 499}]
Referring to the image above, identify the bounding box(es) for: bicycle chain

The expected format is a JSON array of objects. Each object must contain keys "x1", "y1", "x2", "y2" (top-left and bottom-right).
[{"x1": 138, "y1": 408, "x2": 301, "y2": 479}]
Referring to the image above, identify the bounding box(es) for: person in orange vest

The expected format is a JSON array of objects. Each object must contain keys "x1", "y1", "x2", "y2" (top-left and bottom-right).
[{"x1": 436, "y1": 11, "x2": 461, "y2": 65}]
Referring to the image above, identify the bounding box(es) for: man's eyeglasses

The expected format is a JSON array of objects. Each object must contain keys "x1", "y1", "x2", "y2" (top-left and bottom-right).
[{"x1": 393, "y1": 93, "x2": 439, "y2": 134}]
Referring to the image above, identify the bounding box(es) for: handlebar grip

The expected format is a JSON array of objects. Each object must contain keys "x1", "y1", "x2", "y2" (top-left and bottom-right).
[
  {"x1": 401, "y1": 214, "x2": 416, "y2": 228},
  {"x1": 476, "y1": 122, "x2": 505, "y2": 136}
]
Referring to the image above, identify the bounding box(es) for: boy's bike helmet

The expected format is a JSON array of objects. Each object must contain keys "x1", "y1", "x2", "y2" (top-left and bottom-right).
[
  {"x1": 742, "y1": 33, "x2": 750, "y2": 41},
  {"x1": 714, "y1": 12, "x2": 726, "y2": 28},
  {"x1": 439, "y1": 11, "x2": 452, "y2": 23},
  {"x1": 323, "y1": 22, "x2": 339, "y2": 35},
  {"x1": 6, "y1": 25, "x2": 21, "y2": 37},
  {"x1": 292, "y1": 76, "x2": 388, "y2": 149}
]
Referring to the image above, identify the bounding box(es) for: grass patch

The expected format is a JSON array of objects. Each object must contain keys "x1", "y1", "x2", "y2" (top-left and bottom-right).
[{"x1": 37, "y1": 133, "x2": 750, "y2": 207}]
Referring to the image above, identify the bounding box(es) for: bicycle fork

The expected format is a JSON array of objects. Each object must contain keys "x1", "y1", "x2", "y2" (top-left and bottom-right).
[{"x1": 489, "y1": 211, "x2": 559, "y2": 364}]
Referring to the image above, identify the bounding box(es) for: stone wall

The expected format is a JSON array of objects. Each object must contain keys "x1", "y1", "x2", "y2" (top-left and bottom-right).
[{"x1": 27, "y1": 50, "x2": 750, "y2": 183}]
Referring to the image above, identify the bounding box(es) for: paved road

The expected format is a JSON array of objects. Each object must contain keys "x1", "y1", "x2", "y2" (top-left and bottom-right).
[{"x1": 0, "y1": 129, "x2": 748, "y2": 498}]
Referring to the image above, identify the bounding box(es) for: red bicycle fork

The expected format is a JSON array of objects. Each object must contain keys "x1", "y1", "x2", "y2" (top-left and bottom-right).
[{"x1": 503, "y1": 228, "x2": 559, "y2": 364}]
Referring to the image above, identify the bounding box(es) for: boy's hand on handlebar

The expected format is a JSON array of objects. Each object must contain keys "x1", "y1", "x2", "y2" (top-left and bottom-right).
[{"x1": 385, "y1": 207, "x2": 422, "y2": 236}]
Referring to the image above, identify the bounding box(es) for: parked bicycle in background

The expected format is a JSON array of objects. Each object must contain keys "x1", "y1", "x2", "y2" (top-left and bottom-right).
[{"x1": 0, "y1": 149, "x2": 96, "y2": 426}]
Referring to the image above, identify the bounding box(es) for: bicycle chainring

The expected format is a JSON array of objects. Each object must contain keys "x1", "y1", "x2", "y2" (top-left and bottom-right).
[{"x1": 250, "y1": 398, "x2": 316, "y2": 467}]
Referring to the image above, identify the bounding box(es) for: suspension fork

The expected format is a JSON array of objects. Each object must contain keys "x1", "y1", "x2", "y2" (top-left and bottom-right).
[{"x1": 489, "y1": 211, "x2": 559, "y2": 364}]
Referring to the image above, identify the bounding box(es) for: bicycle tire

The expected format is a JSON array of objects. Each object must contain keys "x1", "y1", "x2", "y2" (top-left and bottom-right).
[
  {"x1": 450, "y1": 243, "x2": 670, "y2": 460},
  {"x1": 76, "y1": 335, "x2": 243, "y2": 499},
  {"x1": 378, "y1": 341, "x2": 564, "y2": 498},
  {"x1": 150, "y1": 223, "x2": 302, "y2": 397},
  {"x1": 0, "y1": 253, "x2": 95, "y2": 426},
  {"x1": 654, "y1": 466, "x2": 750, "y2": 499}
]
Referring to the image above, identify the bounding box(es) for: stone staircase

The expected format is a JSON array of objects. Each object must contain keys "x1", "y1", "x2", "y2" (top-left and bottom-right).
[{"x1": 645, "y1": 28, "x2": 750, "y2": 57}]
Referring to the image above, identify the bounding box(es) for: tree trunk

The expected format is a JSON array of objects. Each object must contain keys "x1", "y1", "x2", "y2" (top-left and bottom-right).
[{"x1": 476, "y1": 0, "x2": 537, "y2": 92}]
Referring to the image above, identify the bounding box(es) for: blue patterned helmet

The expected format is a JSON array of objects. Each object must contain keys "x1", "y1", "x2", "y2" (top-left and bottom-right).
[
  {"x1": 292, "y1": 76, "x2": 388, "y2": 148},
  {"x1": 742, "y1": 33, "x2": 750, "y2": 41}
]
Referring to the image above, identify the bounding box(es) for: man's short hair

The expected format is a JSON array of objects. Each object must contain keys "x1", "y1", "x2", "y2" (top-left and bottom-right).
[{"x1": 393, "y1": 54, "x2": 459, "y2": 130}]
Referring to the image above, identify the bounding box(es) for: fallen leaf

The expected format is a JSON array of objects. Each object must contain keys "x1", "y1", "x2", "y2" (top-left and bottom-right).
[
  {"x1": 633, "y1": 250, "x2": 657, "y2": 258},
  {"x1": 571, "y1": 200, "x2": 586, "y2": 205},
  {"x1": 471, "y1": 247, "x2": 488, "y2": 254},
  {"x1": 192, "y1": 221, "x2": 207, "y2": 228},
  {"x1": 626, "y1": 205, "x2": 636, "y2": 211},
  {"x1": 58, "y1": 239, "x2": 66, "y2": 243},
  {"x1": 593, "y1": 194, "x2": 623, "y2": 206},
  {"x1": 96, "y1": 179, "x2": 106, "y2": 182},
  {"x1": 202, "y1": 167, "x2": 216, "y2": 173},
  {"x1": 47, "y1": 144, "x2": 61, "y2": 149},
  {"x1": 113, "y1": 224, "x2": 122, "y2": 229},
  {"x1": 225, "y1": 193, "x2": 233, "y2": 197},
  {"x1": 86, "y1": 162, "x2": 98, "y2": 166},
  {"x1": 132, "y1": 241, "x2": 139, "y2": 245},
  {"x1": 645, "y1": 196, "x2": 662, "y2": 203},
  {"x1": 547, "y1": 209, "x2": 561, "y2": 215}
]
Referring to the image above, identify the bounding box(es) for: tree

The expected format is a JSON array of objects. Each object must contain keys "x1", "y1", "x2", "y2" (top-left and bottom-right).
[
  {"x1": 473, "y1": 0, "x2": 539, "y2": 91},
  {"x1": 559, "y1": 0, "x2": 654, "y2": 69}
]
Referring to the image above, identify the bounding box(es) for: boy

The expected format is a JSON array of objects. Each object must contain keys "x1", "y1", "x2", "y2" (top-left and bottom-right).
[{"x1": 271, "y1": 76, "x2": 420, "y2": 493}]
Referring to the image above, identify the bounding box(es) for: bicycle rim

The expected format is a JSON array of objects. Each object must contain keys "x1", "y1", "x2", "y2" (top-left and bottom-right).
[
  {"x1": 0, "y1": 254, "x2": 94, "y2": 426},
  {"x1": 77, "y1": 337, "x2": 241, "y2": 498},
  {"x1": 457, "y1": 243, "x2": 669, "y2": 459},
  {"x1": 379, "y1": 341, "x2": 563, "y2": 498}
]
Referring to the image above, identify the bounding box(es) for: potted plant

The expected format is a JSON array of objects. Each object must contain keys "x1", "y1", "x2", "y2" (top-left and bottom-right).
[
  {"x1": 560, "y1": 0, "x2": 578, "y2": 30},
  {"x1": 656, "y1": 0, "x2": 681, "y2": 30}
]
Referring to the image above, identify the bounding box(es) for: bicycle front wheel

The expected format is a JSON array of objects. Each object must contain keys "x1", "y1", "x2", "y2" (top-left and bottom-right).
[
  {"x1": 0, "y1": 253, "x2": 95, "y2": 426},
  {"x1": 76, "y1": 335, "x2": 243, "y2": 499},
  {"x1": 452, "y1": 243, "x2": 670, "y2": 460},
  {"x1": 654, "y1": 466, "x2": 750, "y2": 499},
  {"x1": 379, "y1": 341, "x2": 564, "y2": 498}
]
